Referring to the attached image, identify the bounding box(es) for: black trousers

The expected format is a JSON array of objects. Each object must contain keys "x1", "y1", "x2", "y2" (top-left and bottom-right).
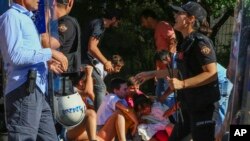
[{"x1": 169, "y1": 104, "x2": 216, "y2": 141}]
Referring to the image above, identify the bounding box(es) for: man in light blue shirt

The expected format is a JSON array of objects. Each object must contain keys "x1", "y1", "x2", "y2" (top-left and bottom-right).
[{"x1": 0, "y1": 0, "x2": 68, "y2": 140}]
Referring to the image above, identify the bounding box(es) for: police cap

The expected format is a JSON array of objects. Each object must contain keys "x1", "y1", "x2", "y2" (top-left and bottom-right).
[{"x1": 170, "y1": 1, "x2": 207, "y2": 22}]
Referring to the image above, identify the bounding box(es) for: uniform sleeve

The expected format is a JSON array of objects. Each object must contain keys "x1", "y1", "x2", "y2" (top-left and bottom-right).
[
  {"x1": 195, "y1": 39, "x2": 217, "y2": 66},
  {"x1": 90, "y1": 20, "x2": 104, "y2": 39},
  {"x1": 58, "y1": 19, "x2": 76, "y2": 46}
]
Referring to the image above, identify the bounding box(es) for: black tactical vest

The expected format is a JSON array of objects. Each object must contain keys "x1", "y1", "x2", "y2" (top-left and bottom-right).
[
  {"x1": 60, "y1": 16, "x2": 81, "y2": 73},
  {"x1": 176, "y1": 32, "x2": 220, "y2": 111}
]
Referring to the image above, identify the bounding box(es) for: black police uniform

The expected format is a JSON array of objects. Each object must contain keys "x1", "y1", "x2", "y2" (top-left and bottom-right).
[
  {"x1": 51, "y1": 15, "x2": 81, "y2": 73},
  {"x1": 50, "y1": 15, "x2": 81, "y2": 96},
  {"x1": 169, "y1": 32, "x2": 220, "y2": 141}
]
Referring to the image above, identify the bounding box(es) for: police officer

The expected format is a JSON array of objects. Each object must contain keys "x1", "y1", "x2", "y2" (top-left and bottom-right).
[
  {"x1": 135, "y1": 2, "x2": 220, "y2": 141},
  {"x1": 42, "y1": 0, "x2": 81, "y2": 74},
  {"x1": 42, "y1": 0, "x2": 99, "y2": 140}
]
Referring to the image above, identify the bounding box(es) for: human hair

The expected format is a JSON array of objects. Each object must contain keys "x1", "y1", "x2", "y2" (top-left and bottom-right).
[
  {"x1": 191, "y1": 17, "x2": 212, "y2": 36},
  {"x1": 140, "y1": 9, "x2": 158, "y2": 19},
  {"x1": 70, "y1": 72, "x2": 85, "y2": 86},
  {"x1": 103, "y1": 8, "x2": 123, "y2": 20},
  {"x1": 133, "y1": 95, "x2": 153, "y2": 113},
  {"x1": 110, "y1": 78, "x2": 127, "y2": 92},
  {"x1": 154, "y1": 50, "x2": 172, "y2": 62},
  {"x1": 127, "y1": 76, "x2": 139, "y2": 87},
  {"x1": 111, "y1": 54, "x2": 124, "y2": 67}
]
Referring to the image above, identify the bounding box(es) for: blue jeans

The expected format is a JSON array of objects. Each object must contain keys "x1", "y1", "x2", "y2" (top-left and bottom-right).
[
  {"x1": 4, "y1": 83, "x2": 57, "y2": 141},
  {"x1": 92, "y1": 69, "x2": 106, "y2": 111},
  {"x1": 155, "y1": 78, "x2": 175, "y2": 108}
]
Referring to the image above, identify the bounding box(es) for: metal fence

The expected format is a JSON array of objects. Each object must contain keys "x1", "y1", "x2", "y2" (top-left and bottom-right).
[{"x1": 214, "y1": 16, "x2": 234, "y2": 54}]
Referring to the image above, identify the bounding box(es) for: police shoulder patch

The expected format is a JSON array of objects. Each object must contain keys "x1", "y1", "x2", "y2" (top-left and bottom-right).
[
  {"x1": 58, "y1": 24, "x2": 68, "y2": 33},
  {"x1": 200, "y1": 46, "x2": 211, "y2": 55}
]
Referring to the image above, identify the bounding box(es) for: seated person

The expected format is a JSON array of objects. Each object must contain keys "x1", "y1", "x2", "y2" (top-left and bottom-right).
[
  {"x1": 97, "y1": 78, "x2": 138, "y2": 141},
  {"x1": 65, "y1": 65, "x2": 99, "y2": 141},
  {"x1": 134, "y1": 95, "x2": 173, "y2": 141},
  {"x1": 126, "y1": 76, "x2": 144, "y2": 108},
  {"x1": 95, "y1": 54, "x2": 124, "y2": 79}
]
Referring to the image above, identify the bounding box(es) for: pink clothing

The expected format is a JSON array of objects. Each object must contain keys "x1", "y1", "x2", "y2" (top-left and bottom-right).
[
  {"x1": 126, "y1": 90, "x2": 143, "y2": 108},
  {"x1": 154, "y1": 21, "x2": 175, "y2": 51},
  {"x1": 154, "y1": 21, "x2": 175, "y2": 70}
]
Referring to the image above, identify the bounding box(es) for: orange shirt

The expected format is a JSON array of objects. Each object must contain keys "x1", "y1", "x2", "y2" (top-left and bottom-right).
[
  {"x1": 154, "y1": 21, "x2": 175, "y2": 70},
  {"x1": 154, "y1": 21, "x2": 175, "y2": 51}
]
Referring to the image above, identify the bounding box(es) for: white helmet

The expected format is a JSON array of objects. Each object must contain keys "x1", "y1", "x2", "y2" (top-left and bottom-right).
[{"x1": 54, "y1": 92, "x2": 86, "y2": 128}]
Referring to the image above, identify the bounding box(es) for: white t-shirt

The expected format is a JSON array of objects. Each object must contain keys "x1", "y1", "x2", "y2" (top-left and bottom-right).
[{"x1": 97, "y1": 93, "x2": 128, "y2": 125}]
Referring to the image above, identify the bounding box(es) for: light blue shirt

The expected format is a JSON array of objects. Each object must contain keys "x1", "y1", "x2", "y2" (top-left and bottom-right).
[
  {"x1": 0, "y1": 3, "x2": 52, "y2": 95},
  {"x1": 216, "y1": 63, "x2": 233, "y2": 127},
  {"x1": 97, "y1": 93, "x2": 128, "y2": 125}
]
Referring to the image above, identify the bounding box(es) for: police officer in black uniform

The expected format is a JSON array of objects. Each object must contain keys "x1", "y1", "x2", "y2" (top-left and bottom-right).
[
  {"x1": 42, "y1": 0, "x2": 81, "y2": 74},
  {"x1": 135, "y1": 2, "x2": 220, "y2": 141},
  {"x1": 41, "y1": 0, "x2": 99, "y2": 140}
]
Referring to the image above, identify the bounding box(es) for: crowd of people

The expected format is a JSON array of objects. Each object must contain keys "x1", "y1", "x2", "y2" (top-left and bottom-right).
[{"x1": 0, "y1": 0, "x2": 233, "y2": 141}]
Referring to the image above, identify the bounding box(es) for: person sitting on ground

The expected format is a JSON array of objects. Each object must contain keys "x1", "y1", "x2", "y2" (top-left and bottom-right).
[
  {"x1": 95, "y1": 54, "x2": 125, "y2": 80},
  {"x1": 97, "y1": 78, "x2": 138, "y2": 141},
  {"x1": 134, "y1": 95, "x2": 174, "y2": 141},
  {"x1": 125, "y1": 76, "x2": 144, "y2": 108},
  {"x1": 65, "y1": 65, "x2": 100, "y2": 141}
]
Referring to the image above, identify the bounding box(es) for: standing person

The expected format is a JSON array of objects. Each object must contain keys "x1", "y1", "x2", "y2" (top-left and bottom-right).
[
  {"x1": 0, "y1": 0, "x2": 68, "y2": 140},
  {"x1": 82, "y1": 8, "x2": 122, "y2": 110},
  {"x1": 135, "y1": 2, "x2": 220, "y2": 141},
  {"x1": 42, "y1": 0, "x2": 81, "y2": 73},
  {"x1": 140, "y1": 9, "x2": 176, "y2": 108}
]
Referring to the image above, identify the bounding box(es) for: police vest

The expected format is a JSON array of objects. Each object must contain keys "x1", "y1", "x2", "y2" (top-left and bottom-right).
[
  {"x1": 60, "y1": 16, "x2": 81, "y2": 73},
  {"x1": 176, "y1": 32, "x2": 220, "y2": 111}
]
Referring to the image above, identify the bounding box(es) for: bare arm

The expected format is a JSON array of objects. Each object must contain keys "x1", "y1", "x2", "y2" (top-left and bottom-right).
[
  {"x1": 135, "y1": 69, "x2": 170, "y2": 84},
  {"x1": 82, "y1": 66, "x2": 95, "y2": 101},
  {"x1": 88, "y1": 37, "x2": 113, "y2": 72},
  {"x1": 115, "y1": 102, "x2": 138, "y2": 125},
  {"x1": 41, "y1": 33, "x2": 61, "y2": 49},
  {"x1": 168, "y1": 62, "x2": 218, "y2": 90}
]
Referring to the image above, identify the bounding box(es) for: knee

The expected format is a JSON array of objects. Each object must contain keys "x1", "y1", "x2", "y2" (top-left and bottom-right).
[
  {"x1": 113, "y1": 110, "x2": 125, "y2": 120},
  {"x1": 86, "y1": 109, "x2": 97, "y2": 119}
]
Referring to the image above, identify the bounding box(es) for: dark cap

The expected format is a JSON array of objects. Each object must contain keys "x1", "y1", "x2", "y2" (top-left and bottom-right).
[
  {"x1": 170, "y1": 1, "x2": 207, "y2": 22},
  {"x1": 56, "y1": 0, "x2": 69, "y2": 5}
]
